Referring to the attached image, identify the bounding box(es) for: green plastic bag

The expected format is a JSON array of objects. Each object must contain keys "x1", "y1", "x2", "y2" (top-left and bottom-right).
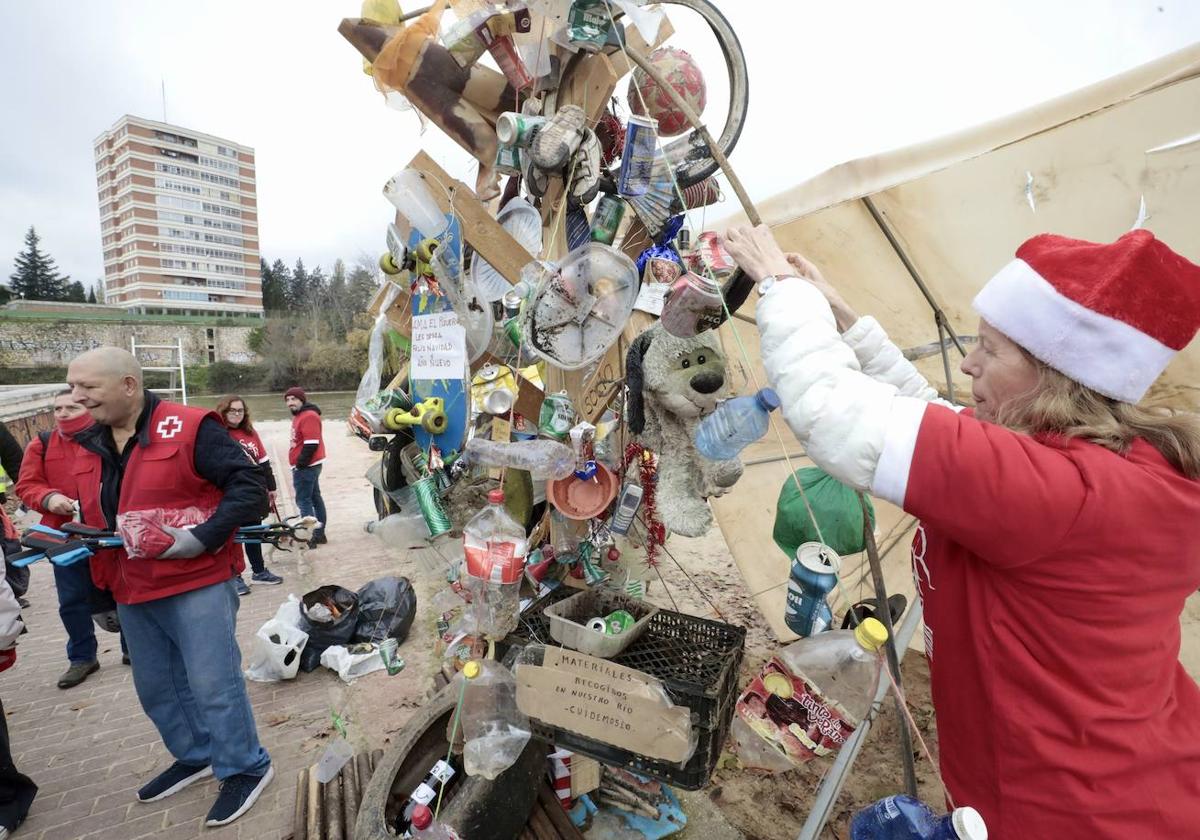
[{"x1": 773, "y1": 467, "x2": 875, "y2": 558}]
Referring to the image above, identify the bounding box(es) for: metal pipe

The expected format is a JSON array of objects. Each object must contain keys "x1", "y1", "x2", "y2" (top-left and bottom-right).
[
  {"x1": 861, "y1": 196, "x2": 966, "y2": 357},
  {"x1": 937, "y1": 319, "x2": 957, "y2": 405},
  {"x1": 796, "y1": 598, "x2": 925, "y2": 840}
]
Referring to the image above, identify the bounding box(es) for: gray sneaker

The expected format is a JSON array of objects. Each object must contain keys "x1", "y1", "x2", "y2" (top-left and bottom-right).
[
  {"x1": 57, "y1": 661, "x2": 99, "y2": 690},
  {"x1": 233, "y1": 576, "x2": 251, "y2": 596},
  {"x1": 250, "y1": 570, "x2": 283, "y2": 586}
]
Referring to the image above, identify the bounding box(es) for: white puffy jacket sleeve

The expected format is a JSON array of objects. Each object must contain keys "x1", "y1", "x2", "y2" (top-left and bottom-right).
[
  {"x1": 757, "y1": 279, "x2": 929, "y2": 505},
  {"x1": 0, "y1": 576, "x2": 23, "y2": 651},
  {"x1": 840, "y1": 315, "x2": 950, "y2": 403}
]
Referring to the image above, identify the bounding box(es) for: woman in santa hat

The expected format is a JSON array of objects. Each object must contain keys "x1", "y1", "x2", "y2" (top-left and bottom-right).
[{"x1": 725, "y1": 224, "x2": 1200, "y2": 839}]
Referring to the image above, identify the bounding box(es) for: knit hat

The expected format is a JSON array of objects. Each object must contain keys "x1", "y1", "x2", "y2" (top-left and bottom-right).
[
  {"x1": 972, "y1": 230, "x2": 1200, "y2": 403},
  {"x1": 284, "y1": 386, "x2": 307, "y2": 402}
]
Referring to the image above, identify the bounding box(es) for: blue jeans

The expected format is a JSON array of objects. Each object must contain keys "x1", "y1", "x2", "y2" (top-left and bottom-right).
[
  {"x1": 292, "y1": 465, "x2": 327, "y2": 538},
  {"x1": 117, "y1": 581, "x2": 270, "y2": 779},
  {"x1": 53, "y1": 559, "x2": 97, "y2": 665}
]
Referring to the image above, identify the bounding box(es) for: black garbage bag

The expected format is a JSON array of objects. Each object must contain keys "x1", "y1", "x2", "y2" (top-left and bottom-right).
[
  {"x1": 299, "y1": 585, "x2": 360, "y2": 672},
  {"x1": 352, "y1": 576, "x2": 417, "y2": 645}
]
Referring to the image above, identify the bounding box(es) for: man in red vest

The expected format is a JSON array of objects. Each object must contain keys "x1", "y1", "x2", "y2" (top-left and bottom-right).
[
  {"x1": 284, "y1": 386, "x2": 327, "y2": 545},
  {"x1": 15, "y1": 389, "x2": 128, "y2": 690},
  {"x1": 66, "y1": 348, "x2": 273, "y2": 828}
]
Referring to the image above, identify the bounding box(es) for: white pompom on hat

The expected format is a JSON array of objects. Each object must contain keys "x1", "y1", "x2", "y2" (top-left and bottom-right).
[{"x1": 972, "y1": 230, "x2": 1200, "y2": 403}]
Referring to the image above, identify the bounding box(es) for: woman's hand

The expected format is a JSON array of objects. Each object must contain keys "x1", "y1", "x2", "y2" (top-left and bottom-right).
[
  {"x1": 723, "y1": 225, "x2": 794, "y2": 283},
  {"x1": 784, "y1": 253, "x2": 860, "y2": 332}
]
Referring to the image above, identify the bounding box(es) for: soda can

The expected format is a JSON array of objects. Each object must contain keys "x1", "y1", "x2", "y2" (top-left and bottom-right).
[
  {"x1": 590, "y1": 195, "x2": 626, "y2": 245},
  {"x1": 605, "y1": 610, "x2": 635, "y2": 635},
  {"x1": 785, "y1": 542, "x2": 841, "y2": 638},
  {"x1": 618, "y1": 115, "x2": 658, "y2": 197},
  {"x1": 497, "y1": 112, "x2": 546, "y2": 148},
  {"x1": 504, "y1": 317, "x2": 522, "y2": 348},
  {"x1": 495, "y1": 142, "x2": 523, "y2": 177},
  {"x1": 586, "y1": 617, "x2": 608, "y2": 634},
  {"x1": 483, "y1": 387, "x2": 514, "y2": 416}
]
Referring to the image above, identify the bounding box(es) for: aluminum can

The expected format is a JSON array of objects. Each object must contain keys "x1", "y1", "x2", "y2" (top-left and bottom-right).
[
  {"x1": 617, "y1": 115, "x2": 658, "y2": 197},
  {"x1": 496, "y1": 113, "x2": 546, "y2": 147},
  {"x1": 412, "y1": 475, "x2": 452, "y2": 538},
  {"x1": 784, "y1": 543, "x2": 841, "y2": 638},
  {"x1": 589, "y1": 195, "x2": 626, "y2": 245},
  {"x1": 494, "y1": 142, "x2": 523, "y2": 176},
  {"x1": 605, "y1": 610, "x2": 635, "y2": 635},
  {"x1": 538, "y1": 391, "x2": 576, "y2": 440}
]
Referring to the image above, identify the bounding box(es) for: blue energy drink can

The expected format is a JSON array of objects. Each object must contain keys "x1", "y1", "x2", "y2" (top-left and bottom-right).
[
  {"x1": 784, "y1": 543, "x2": 840, "y2": 638},
  {"x1": 618, "y1": 115, "x2": 658, "y2": 197}
]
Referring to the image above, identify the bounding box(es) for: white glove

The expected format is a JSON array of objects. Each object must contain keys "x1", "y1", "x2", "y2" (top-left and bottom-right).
[{"x1": 159, "y1": 526, "x2": 206, "y2": 560}]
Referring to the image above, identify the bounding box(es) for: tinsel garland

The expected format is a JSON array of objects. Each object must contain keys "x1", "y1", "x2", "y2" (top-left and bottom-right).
[{"x1": 622, "y1": 442, "x2": 665, "y2": 566}]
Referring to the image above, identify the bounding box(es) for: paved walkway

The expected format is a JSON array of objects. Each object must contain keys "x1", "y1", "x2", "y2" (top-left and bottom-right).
[{"x1": 4, "y1": 420, "x2": 438, "y2": 840}]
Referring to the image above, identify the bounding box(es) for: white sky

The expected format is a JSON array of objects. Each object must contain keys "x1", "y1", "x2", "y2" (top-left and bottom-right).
[{"x1": 1, "y1": 1, "x2": 1198, "y2": 291}]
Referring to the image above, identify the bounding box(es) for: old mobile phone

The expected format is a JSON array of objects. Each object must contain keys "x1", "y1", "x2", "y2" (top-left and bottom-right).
[{"x1": 609, "y1": 484, "x2": 644, "y2": 535}]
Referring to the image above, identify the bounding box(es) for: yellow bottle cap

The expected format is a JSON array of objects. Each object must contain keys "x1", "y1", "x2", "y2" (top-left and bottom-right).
[
  {"x1": 463, "y1": 660, "x2": 481, "y2": 679},
  {"x1": 762, "y1": 672, "x2": 793, "y2": 699},
  {"x1": 854, "y1": 617, "x2": 889, "y2": 652}
]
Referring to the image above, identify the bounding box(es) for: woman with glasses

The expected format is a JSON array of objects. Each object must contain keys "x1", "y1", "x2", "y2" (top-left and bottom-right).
[{"x1": 216, "y1": 396, "x2": 282, "y2": 594}]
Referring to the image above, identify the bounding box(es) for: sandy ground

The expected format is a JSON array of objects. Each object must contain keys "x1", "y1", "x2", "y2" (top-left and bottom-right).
[{"x1": 255, "y1": 417, "x2": 1200, "y2": 840}]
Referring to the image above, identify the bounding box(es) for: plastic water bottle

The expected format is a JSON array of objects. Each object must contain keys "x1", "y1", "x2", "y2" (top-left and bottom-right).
[
  {"x1": 694, "y1": 388, "x2": 781, "y2": 460},
  {"x1": 464, "y1": 437, "x2": 576, "y2": 481},
  {"x1": 734, "y1": 618, "x2": 889, "y2": 768},
  {"x1": 454, "y1": 659, "x2": 531, "y2": 780},
  {"x1": 851, "y1": 795, "x2": 988, "y2": 840},
  {"x1": 462, "y1": 490, "x2": 528, "y2": 637},
  {"x1": 785, "y1": 543, "x2": 840, "y2": 637},
  {"x1": 409, "y1": 803, "x2": 462, "y2": 839}
]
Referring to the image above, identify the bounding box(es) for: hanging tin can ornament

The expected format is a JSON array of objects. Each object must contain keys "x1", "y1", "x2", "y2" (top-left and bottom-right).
[
  {"x1": 590, "y1": 195, "x2": 626, "y2": 246},
  {"x1": 618, "y1": 116, "x2": 659, "y2": 197},
  {"x1": 660, "y1": 271, "x2": 726, "y2": 338},
  {"x1": 539, "y1": 391, "x2": 576, "y2": 440},
  {"x1": 412, "y1": 474, "x2": 452, "y2": 538}
]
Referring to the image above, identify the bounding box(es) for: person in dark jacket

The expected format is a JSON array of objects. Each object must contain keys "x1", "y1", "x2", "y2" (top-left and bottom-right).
[
  {"x1": 284, "y1": 386, "x2": 327, "y2": 545},
  {"x1": 66, "y1": 348, "x2": 273, "y2": 828}
]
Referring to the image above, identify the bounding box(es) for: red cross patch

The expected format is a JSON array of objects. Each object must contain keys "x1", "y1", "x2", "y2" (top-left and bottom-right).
[{"x1": 156, "y1": 416, "x2": 184, "y2": 439}]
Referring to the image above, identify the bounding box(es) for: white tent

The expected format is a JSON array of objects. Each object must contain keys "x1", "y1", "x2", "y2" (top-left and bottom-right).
[{"x1": 713, "y1": 43, "x2": 1200, "y2": 642}]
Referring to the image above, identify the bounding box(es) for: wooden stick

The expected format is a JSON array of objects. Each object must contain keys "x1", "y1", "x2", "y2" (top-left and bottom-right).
[
  {"x1": 293, "y1": 767, "x2": 310, "y2": 840},
  {"x1": 326, "y1": 772, "x2": 345, "y2": 840},
  {"x1": 307, "y1": 766, "x2": 324, "y2": 840},
  {"x1": 537, "y1": 784, "x2": 585, "y2": 839},
  {"x1": 527, "y1": 804, "x2": 559, "y2": 840},
  {"x1": 370, "y1": 749, "x2": 384, "y2": 773},
  {"x1": 355, "y1": 753, "x2": 372, "y2": 795},
  {"x1": 342, "y1": 758, "x2": 360, "y2": 838}
]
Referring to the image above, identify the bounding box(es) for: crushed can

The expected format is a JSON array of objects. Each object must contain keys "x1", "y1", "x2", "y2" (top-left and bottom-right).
[
  {"x1": 605, "y1": 610, "x2": 635, "y2": 635},
  {"x1": 538, "y1": 391, "x2": 576, "y2": 440},
  {"x1": 497, "y1": 112, "x2": 546, "y2": 148},
  {"x1": 566, "y1": 0, "x2": 612, "y2": 52},
  {"x1": 618, "y1": 115, "x2": 658, "y2": 197},
  {"x1": 659, "y1": 271, "x2": 725, "y2": 338}
]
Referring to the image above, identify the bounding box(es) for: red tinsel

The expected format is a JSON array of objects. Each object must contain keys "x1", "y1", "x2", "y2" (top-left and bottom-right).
[
  {"x1": 596, "y1": 110, "x2": 626, "y2": 167},
  {"x1": 622, "y1": 442, "x2": 665, "y2": 567}
]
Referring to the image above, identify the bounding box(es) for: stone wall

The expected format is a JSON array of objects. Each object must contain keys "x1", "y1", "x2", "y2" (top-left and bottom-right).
[{"x1": 0, "y1": 319, "x2": 259, "y2": 367}]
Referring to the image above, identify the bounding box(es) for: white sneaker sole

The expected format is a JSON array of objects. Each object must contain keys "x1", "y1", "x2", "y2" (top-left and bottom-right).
[
  {"x1": 138, "y1": 765, "x2": 213, "y2": 803},
  {"x1": 205, "y1": 765, "x2": 275, "y2": 827},
  {"x1": 248, "y1": 578, "x2": 283, "y2": 586}
]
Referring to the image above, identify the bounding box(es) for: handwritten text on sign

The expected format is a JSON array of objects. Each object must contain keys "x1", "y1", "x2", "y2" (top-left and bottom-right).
[
  {"x1": 411, "y1": 311, "x2": 467, "y2": 379},
  {"x1": 516, "y1": 647, "x2": 693, "y2": 762}
]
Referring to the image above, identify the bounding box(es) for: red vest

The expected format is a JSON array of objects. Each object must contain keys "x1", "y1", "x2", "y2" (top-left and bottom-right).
[
  {"x1": 37, "y1": 431, "x2": 84, "y2": 530},
  {"x1": 81, "y1": 400, "x2": 243, "y2": 604}
]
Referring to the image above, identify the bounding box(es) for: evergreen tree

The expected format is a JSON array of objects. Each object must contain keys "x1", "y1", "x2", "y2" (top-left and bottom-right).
[
  {"x1": 269, "y1": 259, "x2": 292, "y2": 312},
  {"x1": 260, "y1": 258, "x2": 287, "y2": 312},
  {"x1": 9, "y1": 226, "x2": 69, "y2": 301},
  {"x1": 288, "y1": 258, "x2": 310, "y2": 311},
  {"x1": 325, "y1": 259, "x2": 350, "y2": 339},
  {"x1": 65, "y1": 280, "x2": 86, "y2": 302},
  {"x1": 87, "y1": 286, "x2": 97, "y2": 304}
]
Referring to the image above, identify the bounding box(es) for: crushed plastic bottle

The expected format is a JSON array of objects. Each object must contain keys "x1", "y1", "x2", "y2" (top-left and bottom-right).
[
  {"x1": 461, "y1": 490, "x2": 528, "y2": 637},
  {"x1": 851, "y1": 795, "x2": 988, "y2": 840},
  {"x1": 464, "y1": 437, "x2": 575, "y2": 481},
  {"x1": 453, "y1": 659, "x2": 531, "y2": 780},
  {"x1": 734, "y1": 617, "x2": 889, "y2": 769},
  {"x1": 694, "y1": 388, "x2": 781, "y2": 461}
]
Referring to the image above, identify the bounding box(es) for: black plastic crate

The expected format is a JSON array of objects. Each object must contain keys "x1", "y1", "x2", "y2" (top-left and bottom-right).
[{"x1": 507, "y1": 586, "x2": 747, "y2": 730}]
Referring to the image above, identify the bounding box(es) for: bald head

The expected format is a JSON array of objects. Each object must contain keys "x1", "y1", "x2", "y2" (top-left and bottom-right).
[{"x1": 67, "y1": 347, "x2": 145, "y2": 428}]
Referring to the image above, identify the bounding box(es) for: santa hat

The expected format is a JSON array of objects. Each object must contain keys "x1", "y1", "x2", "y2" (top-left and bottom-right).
[
  {"x1": 284, "y1": 386, "x2": 307, "y2": 402},
  {"x1": 972, "y1": 230, "x2": 1200, "y2": 403}
]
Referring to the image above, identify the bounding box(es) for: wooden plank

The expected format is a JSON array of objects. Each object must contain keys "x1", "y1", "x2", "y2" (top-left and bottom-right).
[
  {"x1": 306, "y1": 767, "x2": 323, "y2": 840},
  {"x1": 325, "y1": 773, "x2": 345, "y2": 840},
  {"x1": 408, "y1": 151, "x2": 534, "y2": 286},
  {"x1": 293, "y1": 767, "x2": 309, "y2": 840},
  {"x1": 342, "y1": 760, "x2": 360, "y2": 840},
  {"x1": 537, "y1": 783, "x2": 587, "y2": 840}
]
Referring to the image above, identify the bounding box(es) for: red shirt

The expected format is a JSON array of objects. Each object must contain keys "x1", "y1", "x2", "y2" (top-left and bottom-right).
[
  {"x1": 228, "y1": 426, "x2": 269, "y2": 466},
  {"x1": 904, "y1": 405, "x2": 1200, "y2": 838},
  {"x1": 288, "y1": 407, "x2": 325, "y2": 467}
]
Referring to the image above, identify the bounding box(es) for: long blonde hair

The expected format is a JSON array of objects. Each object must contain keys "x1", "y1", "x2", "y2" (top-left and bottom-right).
[{"x1": 995, "y1": 362, "x2": 1200, "y2": 479}]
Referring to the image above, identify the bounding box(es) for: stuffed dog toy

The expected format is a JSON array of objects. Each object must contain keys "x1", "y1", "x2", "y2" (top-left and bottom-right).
[{"x1": 626, "y1": 324, "x2": 744, "y2": 537}]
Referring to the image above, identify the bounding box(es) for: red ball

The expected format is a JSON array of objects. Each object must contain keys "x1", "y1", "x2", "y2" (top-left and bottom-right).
[{"x1": 628, "y1": 47, "x2": 707, "y2": 138}]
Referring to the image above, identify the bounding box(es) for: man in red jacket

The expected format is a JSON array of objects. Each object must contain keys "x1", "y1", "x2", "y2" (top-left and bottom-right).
[
  {"x1": 284, "y1": 386, "x2": 327, "y2": 545},
  {"x1": 66, "y1": 348, "x2": 273, "y2": 828},
  {"x1": 15, "y1": 390, "x2": 127, "y2": 689}
]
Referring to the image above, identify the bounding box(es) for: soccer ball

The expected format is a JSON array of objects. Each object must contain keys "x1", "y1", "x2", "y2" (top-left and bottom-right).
[{"x1": 627, "y1": 47, "x2": 707, "y2": 138}]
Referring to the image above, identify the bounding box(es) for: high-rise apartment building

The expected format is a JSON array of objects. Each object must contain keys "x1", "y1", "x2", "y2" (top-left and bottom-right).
[{"x1": 93, "y1": 115, "x2": 262, "y2": 318}]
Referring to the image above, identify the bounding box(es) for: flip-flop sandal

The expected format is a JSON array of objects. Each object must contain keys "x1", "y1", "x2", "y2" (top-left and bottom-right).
[
  {"x1": 840, "y1": 593, "x2": 908, "y2": 631},
  {"x1": 531, "y1": 104, "x2": 587, "y2": 170}
]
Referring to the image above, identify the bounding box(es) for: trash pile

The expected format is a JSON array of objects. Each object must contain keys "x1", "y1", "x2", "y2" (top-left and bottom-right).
[{"x1": 329, "y1": 1, "x2": 982, "y2": 839}]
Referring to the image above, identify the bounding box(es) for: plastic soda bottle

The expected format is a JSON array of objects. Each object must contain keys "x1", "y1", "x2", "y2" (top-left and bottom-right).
[
  {"x1": 462, "y1": 490, "x2": 528, "y2": 637},
  {"x1": 734, "y1": 617, "x2": 889, "y2": 768},
  {"x1": 409, "y1": 803, "x2": 462, "y2": 839},
  {"x1": 454, "y1": 660, "x2": 532, "y2": 780},
  {"x1": 850, "y1": 795, "x2": 988, "y2": 840},
  {"x1": 785, "y1": 543, "x2": 841, "y2": 637},
  {"x1": 694, "y1": 388, "x2": 782, "y2": 461}
]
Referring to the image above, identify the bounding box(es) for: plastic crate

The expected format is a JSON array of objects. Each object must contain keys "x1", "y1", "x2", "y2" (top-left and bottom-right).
[
  {"x1": 507, "y1": 587, "x2": 746, "y2": 730},
  {"x1": 544, "y1": 587, "x2": 659, "y2": 658}
]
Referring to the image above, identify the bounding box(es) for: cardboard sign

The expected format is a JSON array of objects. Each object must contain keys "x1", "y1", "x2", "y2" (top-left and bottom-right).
[
  {"x1": 411, "y1": 310, "x2": 467, "y2": 379},
  {"x1": 516, "y1": 647, "x2": 693, "y2": 763}
]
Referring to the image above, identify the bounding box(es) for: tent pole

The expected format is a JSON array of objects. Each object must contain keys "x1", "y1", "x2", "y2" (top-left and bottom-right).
[
  {"x1": 936, "y1": 318, "x2": 957, "y2": 405},
  {"x1": 796, "y1": 597, "x2": 925, "y2": 840},
  {"x1": 861, "y1": 196, "x2": 966, "y2": 357}
]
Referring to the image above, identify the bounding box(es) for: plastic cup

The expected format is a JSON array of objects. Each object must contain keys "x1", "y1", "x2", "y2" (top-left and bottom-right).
[{"x1": 383, "y1": 169, "x2": 448, "y2": 237}]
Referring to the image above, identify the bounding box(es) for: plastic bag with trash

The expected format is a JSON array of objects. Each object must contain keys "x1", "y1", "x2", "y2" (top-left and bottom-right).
[
  {"x1": 299, "y1": 586, "x2": 361, "y2": 672},
  {"x1": 321, "y1": 643, "x2": 388, "y2": 683},
  {"x1": 116, "y1": 506, "x2": 211, "y2": 560},
  {"x1": 351, "y1": 575, "x2": 418, "y2": 645},
  {"x1": 244, "y1": 618, "x2": 309, "y2": 683}
]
